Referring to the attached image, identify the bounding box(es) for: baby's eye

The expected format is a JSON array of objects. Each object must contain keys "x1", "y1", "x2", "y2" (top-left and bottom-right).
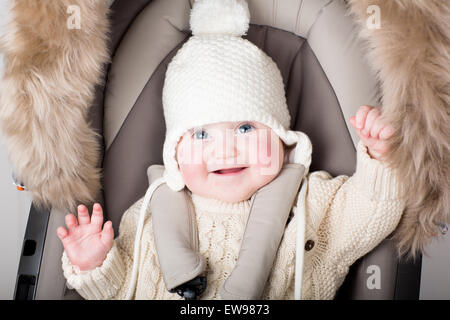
[
  {"x1": 237, "y1": 123, "x2": 254, "y2": 134},
  {"x1": 193, "y1": 129, "x2": 209, "y2": 140}
]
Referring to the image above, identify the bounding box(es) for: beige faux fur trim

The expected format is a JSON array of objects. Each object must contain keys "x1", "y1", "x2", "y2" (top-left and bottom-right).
[
  {"x1": 346, "y1": 0, "x2": 450, "y2": 260},
  {"x1": 0, "y1": 0, "x2": 111, "y2": 212}
]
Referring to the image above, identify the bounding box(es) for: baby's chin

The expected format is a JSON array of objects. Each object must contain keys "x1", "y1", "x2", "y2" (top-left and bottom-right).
[
  {"x1": 192, "y1": 187, "x2": 254, "y2": 203},
  {"x1": 183, "y1": 167, "x2": 281, "y2": 203},
  {"x1": 214, "y1": 192, "x2": 253, "y2": 203}
]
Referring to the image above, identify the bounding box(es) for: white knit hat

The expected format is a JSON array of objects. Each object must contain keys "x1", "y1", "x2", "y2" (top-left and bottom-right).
[{"x1": 161, "y1": 0, "x2": 312, "y2": 191}]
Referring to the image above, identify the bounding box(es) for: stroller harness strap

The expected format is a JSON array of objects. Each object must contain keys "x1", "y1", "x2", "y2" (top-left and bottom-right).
[
  {"x1": 147, "y1": 163, "x2": 306, "y2": 300},
  {"x1": 220, "y1": 163, "x2": 306, "y2": 299},
  {"x1": 148, "y1": 165, "x2": 206, "y2": 292}
]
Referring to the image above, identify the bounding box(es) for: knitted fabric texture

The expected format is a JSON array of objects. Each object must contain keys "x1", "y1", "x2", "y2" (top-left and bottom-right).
[{"x1": 62, "y1": 141, "x2": 405, "y2": 300}]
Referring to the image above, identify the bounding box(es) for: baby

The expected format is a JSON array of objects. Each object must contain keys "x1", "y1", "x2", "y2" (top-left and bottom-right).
[{"x1": 57, "y1": 0, "x2": 404, "y2": 300}]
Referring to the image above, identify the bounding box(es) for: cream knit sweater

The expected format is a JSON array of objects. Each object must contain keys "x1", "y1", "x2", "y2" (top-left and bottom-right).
[{"x1": 62, "y1": 140, "x2": 405, "y2": 300}]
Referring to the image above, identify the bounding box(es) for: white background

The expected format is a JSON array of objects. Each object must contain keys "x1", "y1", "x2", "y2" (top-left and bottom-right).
[
  {"x1": 0, "y1": 0, "x2": 448, "y2": 300},
  {"x1": 0, "y1": 0, "x2": 34, "y2": 299}
]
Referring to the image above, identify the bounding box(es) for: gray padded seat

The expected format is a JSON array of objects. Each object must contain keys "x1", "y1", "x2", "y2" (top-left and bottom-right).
[{"x1": 20, "y1": 0, "x2": 421, "y2": 300}]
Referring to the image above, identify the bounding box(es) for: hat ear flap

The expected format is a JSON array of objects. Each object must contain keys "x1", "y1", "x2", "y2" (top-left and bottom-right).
[
  {"x1": 163, "y1": 168, "x2": 185, "y2": 192},
  {"x1": 281, "y1": 131, "x2": 313, "y2": 173}
]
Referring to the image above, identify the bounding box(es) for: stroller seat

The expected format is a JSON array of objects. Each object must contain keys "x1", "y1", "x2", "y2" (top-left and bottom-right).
[{"x1": 14, "y1": 0, "x2": 421, "y2": 300}]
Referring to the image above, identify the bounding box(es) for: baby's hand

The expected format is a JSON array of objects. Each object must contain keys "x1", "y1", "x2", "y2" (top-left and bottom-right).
[
  {"x1": 349, "y1": 105, "x2": 394, "y2": 161},
  {"x1": 56, "y1": 203, "x2": 114, "y2": 271}
]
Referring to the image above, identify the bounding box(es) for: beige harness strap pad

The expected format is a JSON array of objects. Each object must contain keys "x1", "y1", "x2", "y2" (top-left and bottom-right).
[
  {"x1": 147, "y1": 163, "x2": 305, "y2": 298},
  {"x1": 148, "y1": 165, "x2": 206, "y2": 291},
  {"x1": 219, "y1": 163, "x2": 306, "y2": 299}
]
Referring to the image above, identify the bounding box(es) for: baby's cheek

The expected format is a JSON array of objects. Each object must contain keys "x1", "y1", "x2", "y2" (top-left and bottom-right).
[
  {"x1": 179, "y1": 164, "x2": 201, "y2": 184},
  {"x1": 255, "y1": 132, "x2": 284, "y2": 180}
]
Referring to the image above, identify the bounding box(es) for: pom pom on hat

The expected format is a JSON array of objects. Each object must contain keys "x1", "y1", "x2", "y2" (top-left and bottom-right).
[{"x1": 190, "y1": 0, "x2": 250, "y2": 36}]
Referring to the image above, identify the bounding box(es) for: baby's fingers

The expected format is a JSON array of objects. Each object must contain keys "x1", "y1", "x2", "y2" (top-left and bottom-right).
[
  {"x1": 355, "y1": 105, "x2": 372, "y2": 129},
  {"x1": 90, "y1": 203, "x2": 104, "y2": 229},
  {"x1": 65, "y1": 213, "x2": 78, "y2": 230},
  {"x1": 56, "y1": 226, "x2": 68, "y2": 240},
  {"x1": 369, "y1": 117, "x2": 385, "y2": 139},
  {"x1": 361, "y1": 108, "x2": 381, "y2": 135},
  {"x1": 77, "y1": 205, "x2": 90, "y2": 225},
  {"x1": 379, "y1": 125, "x2": 394, "y2": 140},
  {"x1": 100, "y1": 221, "x2": 114, "y2": 248}
]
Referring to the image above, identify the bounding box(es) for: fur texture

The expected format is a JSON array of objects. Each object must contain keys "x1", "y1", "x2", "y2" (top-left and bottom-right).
[
  {"x1": 346, "y1": 0, "x2": 450, "y2": 260},
  {"x1": 0, "y1": 0, "x2": 111, "y2": 212}
]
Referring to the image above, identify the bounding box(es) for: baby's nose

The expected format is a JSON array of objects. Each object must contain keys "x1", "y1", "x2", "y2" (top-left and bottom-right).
[
  {"x1": 212, "y1": 134, "x2": 239, "y2": 160},
  {"x1": 214, "y1": 141, "x2": 238, "y2": 160}
]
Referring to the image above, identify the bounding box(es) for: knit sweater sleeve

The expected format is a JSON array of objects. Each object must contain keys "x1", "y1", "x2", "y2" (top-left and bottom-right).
[
  {"x1": 61, "y1": 197, "x2": 147, "y2": 300},
  {"x1": 306, "y1": 140, "x2": 406, "y2": 299}
]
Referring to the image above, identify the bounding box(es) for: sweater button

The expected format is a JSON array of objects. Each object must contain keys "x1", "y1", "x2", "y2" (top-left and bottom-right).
[{"x1": 305, "y1": 240, "x2": 315, "y2": 251}]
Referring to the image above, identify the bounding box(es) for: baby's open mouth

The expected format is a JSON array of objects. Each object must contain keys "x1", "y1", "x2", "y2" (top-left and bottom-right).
[{"x1": 212, "y1": 167, "x2": 248, "y2": 175}]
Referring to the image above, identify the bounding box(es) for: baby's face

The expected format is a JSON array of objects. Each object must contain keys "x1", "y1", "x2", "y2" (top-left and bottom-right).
[{"x1": 176, "y1": 121, "x2": 284, "y2": 202}]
